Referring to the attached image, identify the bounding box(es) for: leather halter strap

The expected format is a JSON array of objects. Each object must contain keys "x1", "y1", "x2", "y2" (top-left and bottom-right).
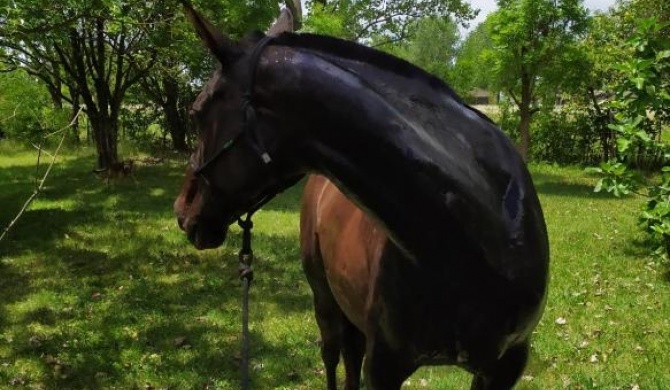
[
  {"x1": 191, "y1": 33, "x2": 302, "y2": 223},
  {"x1": 193, "y1": 35, "x2": 275, "y2": 176}
]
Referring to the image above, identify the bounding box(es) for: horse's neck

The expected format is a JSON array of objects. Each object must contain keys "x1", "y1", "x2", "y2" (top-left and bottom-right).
[
  {"x1": 261, "y1": 47, "x2": 550, "y2": 299},
  {"x1": 267, "y1": 50, "x2": 501, "y2": 258}
]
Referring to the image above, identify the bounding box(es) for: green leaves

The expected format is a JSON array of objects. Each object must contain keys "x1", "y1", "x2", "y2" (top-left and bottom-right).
[
  {"x1": 590, "y1": 160, "x2": 640, "y2": 197},
  {"x1": 303, "y1": 0, "x2": 475, "y2": 43},
  {"x1": 486, "y1": 0, "x2": 590, "y2": 159},
  {"x1": 590, "y1": 14, "x2": 670, "y2": 256},
  {"x1": 382, "y1": 17, "x2": 460, "y2": 82},
  {"x1": 452, "y1": 18, "x2": 495, "y2": 95}
]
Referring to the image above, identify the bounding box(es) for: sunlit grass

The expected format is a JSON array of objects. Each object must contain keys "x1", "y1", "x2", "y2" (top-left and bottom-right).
[{"x1": 1, "y1": 143, "x2": 669, "y2": 389}]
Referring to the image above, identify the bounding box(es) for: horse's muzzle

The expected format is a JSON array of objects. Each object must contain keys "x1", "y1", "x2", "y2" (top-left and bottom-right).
[
  {"x1": 179, "y1": 216, "x2": 228, "y2": 250},
  {"x1": 177, "y1": 215, "x2": 187, "y2": 231}
]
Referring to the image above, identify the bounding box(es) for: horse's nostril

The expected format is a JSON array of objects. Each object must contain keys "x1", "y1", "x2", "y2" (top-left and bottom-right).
[{"x1": 177, "y1": 216, "x2": 186, "y2": 230}]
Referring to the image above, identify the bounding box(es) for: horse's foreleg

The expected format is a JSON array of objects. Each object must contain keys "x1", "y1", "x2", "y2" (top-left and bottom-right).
[
  {"x1": 304, "y1": 257, "x2": 345, "y2": 389},
  {"x1": 319, "y1": 323, "x2": 342, "y2": 390},
  {"x1": 310, "y1": 286, "x2": 345, "y2": 390},
  {"x1": 342, "y1": 322, "x2": 365, "y2": 390},
  {"x1": 363, "y1": 336, "x2": 415, "y2": 390},
  {"x1": 470, "y1": 341, "x2": 530, "y2": 390}
]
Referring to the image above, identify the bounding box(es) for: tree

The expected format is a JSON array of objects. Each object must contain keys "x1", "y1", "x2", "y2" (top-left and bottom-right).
[
  {"x1": 135, "y1": 0, "x2": 286, "y2": 151},
  {"x1": 562, "y1": 0, "x2": 670, "y2": 163},
  {"x1": 591, "y1": 16, "x2": 670, "y2": 255},
  {"x1": 487, "y1": 0, "x2": 590, "y2": 161},
  {"x1": 452, "y1": 18, "x2": 495, "y2": 97},
  {"x1": 303, "y1": 0, "x2": 475, "y2": 43},
  {"x1": 403, "y1": 17, "x2": 460, "y2": 81},
  {"x1": 380, "y1": 17, "x2": 460, "y2": 82},
  {"x1": 0, "y1": 69, "x2": 62, "y2": 142},
  {"x1": 0, "y1": 0, "x2": 163, "y2": 169}
]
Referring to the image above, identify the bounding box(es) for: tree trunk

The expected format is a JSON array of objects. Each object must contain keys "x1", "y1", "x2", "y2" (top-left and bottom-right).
[
  {"x1": 518, "y1": 106, "x2": 531, "y2": 162},
  {"x1": 70, "y1": 90, "x2": 81, "y2": 144},
  {"x1": 165, "y1": 103, "x2": 188, "y2": 151},
  {"x1": 516, "y1": 69, "x2": 534, "y2": 162},
  {"x1": 45, "y1": 75, "x2": 63, "y2": 109},
  {"x1": 90, "y1": 113, "x2": 119, "y2": 169},
  {"x1": 163, "y1": 76, "x2": 188, "y2": 151},
  {"x1": 48, "y1": 87, "x2": 63, "y2": 109}
]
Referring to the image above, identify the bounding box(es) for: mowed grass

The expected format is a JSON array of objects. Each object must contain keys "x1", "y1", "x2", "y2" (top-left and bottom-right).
[{"x1": 1, "y1": 142, "x2": 669, "y2": 389}]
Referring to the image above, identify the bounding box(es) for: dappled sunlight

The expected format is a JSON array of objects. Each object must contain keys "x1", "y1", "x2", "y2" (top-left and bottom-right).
[
  {"x1": 2, "y1": 145, "x2": 670, "y2": 388},
  {"x1": 149, "y1": 188, "x2": 166, "y2": 197}
]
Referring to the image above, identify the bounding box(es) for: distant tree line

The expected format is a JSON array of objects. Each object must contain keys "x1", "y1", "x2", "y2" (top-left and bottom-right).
[
  {"x1": 0, "y1": 0, "x2": 284, "y2": 168},
  {"x1": 1, "y1": 0, "x2": 668, "y2": 168}
]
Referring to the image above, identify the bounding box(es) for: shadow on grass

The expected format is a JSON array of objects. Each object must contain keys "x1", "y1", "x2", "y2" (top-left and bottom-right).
[
  {"x1": 1, "y1": 152, "x2": 321, "y2": 388},
  {"x1": 531, "y1": 171, "x2": 615, "y2": 199},
  {"x1": 0, "y1": 259, "x2": 31, "y2": 328},
  {"x1": 1, "y1": 232, "x2": 317, "y2": 388},
  {"x1": 15, "y1": 152, "x2": 660, "y2": 387},
  {"x1": 621, "y1": 235, "x2": 659, "y2": 258}
]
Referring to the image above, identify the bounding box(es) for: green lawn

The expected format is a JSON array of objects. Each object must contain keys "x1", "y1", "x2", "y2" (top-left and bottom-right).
[{"x1": 1, "y1": 143, "x2": 669, "y2": 389}]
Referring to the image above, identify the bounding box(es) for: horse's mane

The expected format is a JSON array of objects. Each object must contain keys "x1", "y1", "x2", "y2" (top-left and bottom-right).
[{"x1": 268, "y1": 32, "x2": 494, "y2": 125}]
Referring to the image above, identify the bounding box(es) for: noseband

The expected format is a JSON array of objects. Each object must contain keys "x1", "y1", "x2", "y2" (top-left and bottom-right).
[{"x1": 191, "y1": 35, "x2": 276, "y2": 176}]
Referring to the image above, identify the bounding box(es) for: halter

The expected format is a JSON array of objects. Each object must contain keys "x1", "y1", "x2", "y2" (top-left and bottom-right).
[
  {"x1": 191, "y1": 34, "x2": 275, "y2": 176},
  {"x1": 188, "y1": 35, "x2": 302, "y2": 390},
  {"x1": 189, "y1": 33, "x2": 302, "y2": 222}
]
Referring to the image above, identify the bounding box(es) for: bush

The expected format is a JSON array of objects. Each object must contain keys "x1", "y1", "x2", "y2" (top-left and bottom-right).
[
  {"x1": 0, "y1": 71, "x2": 69, "y2": 144},
  {"x1": 120, "y1": 106, "x2": 167, "y2": 152},
  {"x1": 498, "y1": 100, "x2": 603, "y2": 164},
  {"x1": 532, "y1": 105, "x2": 602, "y2": 164}
]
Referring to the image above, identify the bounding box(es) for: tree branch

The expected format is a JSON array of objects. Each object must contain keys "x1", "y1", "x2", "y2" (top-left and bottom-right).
[
  {"x1": 355, "y1": 11, "x2": 421, "y2": 41},
  {"x1": 0, "y1": 108, "x2": 84, "y2": 243},
  {"x1": 507, "y1": 89, "x2": 521, "y2": 107}
]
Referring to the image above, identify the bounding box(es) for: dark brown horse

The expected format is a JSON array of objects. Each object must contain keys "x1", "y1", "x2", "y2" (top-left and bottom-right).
[{"x1": 174, "y1": 3, "x2": 549, "y2": 389}]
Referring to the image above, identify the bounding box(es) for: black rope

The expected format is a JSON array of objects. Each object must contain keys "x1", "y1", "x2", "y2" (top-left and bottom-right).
[
  {"x1": 219, "y1": 35, "x2": 299, "y2": 390},
  {"x1": 237, "y1": 213, "x2": 254, "y2": 390}
]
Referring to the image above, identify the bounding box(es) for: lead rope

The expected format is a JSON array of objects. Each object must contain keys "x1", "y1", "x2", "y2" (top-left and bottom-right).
[{"x1": 237, "y1": 213, "x2": 254, "y2": 390}]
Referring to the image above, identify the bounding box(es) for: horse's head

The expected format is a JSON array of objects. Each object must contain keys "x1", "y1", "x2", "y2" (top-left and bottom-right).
[{"x1": 174, "y1": 2, "x2": 302, "y2": 249}]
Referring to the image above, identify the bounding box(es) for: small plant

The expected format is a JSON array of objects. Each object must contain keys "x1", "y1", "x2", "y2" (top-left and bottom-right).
[{"x1": 591, "y1": 17, "x2": 670, "y2": 255}]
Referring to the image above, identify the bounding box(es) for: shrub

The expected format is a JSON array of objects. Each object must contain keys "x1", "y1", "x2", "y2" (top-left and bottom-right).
[
  {"x1": 498, "y1": 100, "x2": 601, "y2": 164},
  {"x1": 0, "y1": 71, "x2": 67, "y2": 143}
]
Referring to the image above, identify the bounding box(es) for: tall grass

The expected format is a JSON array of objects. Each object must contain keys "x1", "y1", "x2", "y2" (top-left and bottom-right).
[{"x1": 1, "y1": 143, "x2": 669, "y2": 389}]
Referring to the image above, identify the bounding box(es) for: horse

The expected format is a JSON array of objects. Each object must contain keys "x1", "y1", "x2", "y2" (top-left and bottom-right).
[
  {"x1": 173, "y1": 3, "x2": 550, "y2": 389},
  {"x1": 301, "y1": 174, "x2": 397, "y2": 389}
]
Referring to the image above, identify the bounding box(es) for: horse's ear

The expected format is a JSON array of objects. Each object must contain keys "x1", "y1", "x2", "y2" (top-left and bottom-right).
[
  {"x1": 267, "y1": 8, "x2": 294, "y2": 36},
  {"x1": 180, "y1": 0, "x2": 241, "y2": 67},
  {"x1": 285, "y1": 0, "x2": 302, "y2": 31}
]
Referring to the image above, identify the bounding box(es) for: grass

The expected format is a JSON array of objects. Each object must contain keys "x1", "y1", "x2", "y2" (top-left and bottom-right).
[{"x1": 1, "y1": 142, "x2": 669, "y2": 389}]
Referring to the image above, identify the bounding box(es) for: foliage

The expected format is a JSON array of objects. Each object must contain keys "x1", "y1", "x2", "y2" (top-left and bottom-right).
[
  {"x1": 487, "y1": 0, "x2": 590, "y2": 161},
  {"x1": 0, "y1": 70, "x2": 69, "y2": 143},
  {"x1": 452, "y1": 18, "x2": 495, "y2": 97},
  {"x1": 531, "y1": 105, "x2": 600, "y2": 164},
  {"x1": 0, "y1": 0, "x2": 170, "y2": 167},
  {"x1": 498, "y1": 100, "x2": 598, "y2": 164},
  {"x1": 303, "y1": 0, "x2": 475, "y2": 43},
  {"x1": 591, "y1": 16, "x2": 670, "y2": 255},
  {"x1": 378, "y1": 17, "x2": 460, "y2": 82},
  {"x1": 119, "y1": 105, "x2": 166, "y2": 150},
  {"x1": 302, "y1": 2, "x2": 351, "y2": 38}
]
